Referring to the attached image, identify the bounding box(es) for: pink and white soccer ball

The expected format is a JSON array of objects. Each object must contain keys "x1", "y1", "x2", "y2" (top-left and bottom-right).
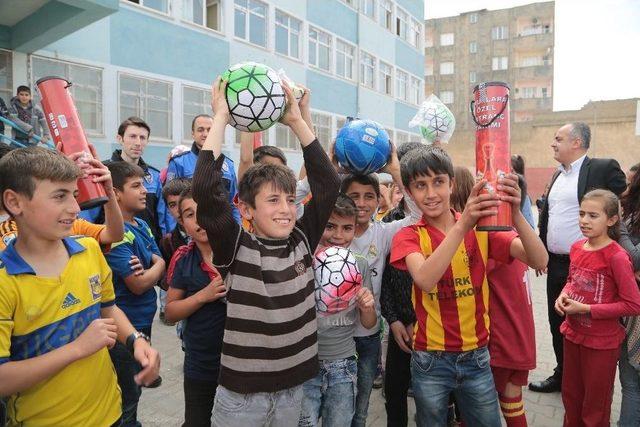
[{"x1": 313, "y1": 246, "x2": 363, "y2": 315}]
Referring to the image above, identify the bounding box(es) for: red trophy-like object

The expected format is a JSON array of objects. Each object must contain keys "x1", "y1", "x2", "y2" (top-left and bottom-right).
[
  {"x1": 36, "y1": 76, "x2": 108, "y2": 209},
  {"x1": 471, "y1": 82, "x2": 512, "y2": 231}
]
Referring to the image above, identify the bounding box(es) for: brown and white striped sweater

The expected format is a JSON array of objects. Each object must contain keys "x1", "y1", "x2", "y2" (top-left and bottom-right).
[{"x1": 192, "y1": 139, "x2": 340, "y2": 393}]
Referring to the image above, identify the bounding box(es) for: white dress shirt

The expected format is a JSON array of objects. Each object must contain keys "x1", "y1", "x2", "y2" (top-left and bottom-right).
[{"x1": 546, "y1": 154, "x2": 587, "y2": 254}]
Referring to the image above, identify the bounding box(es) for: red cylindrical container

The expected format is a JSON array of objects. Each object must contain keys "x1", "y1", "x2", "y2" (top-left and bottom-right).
[
  {"x1": 471, "y1": 81, "x2": 512, "y2": 231},
  {"x1": 36, "y1": 76, "x2": 108, "y2": 209}
]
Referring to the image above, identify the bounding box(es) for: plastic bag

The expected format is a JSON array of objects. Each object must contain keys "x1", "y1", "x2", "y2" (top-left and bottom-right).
[
  {"x1": 277, "y1": 69, "x2": 305, "y2": 101},
  {"x1": 409, "y1": 94, "x2": 456, "y2": 145}
]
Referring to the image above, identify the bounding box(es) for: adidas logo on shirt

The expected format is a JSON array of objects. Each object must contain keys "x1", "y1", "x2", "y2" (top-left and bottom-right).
[{"x1": 61, "y1": 292, "x2": 81, "y2": 309}]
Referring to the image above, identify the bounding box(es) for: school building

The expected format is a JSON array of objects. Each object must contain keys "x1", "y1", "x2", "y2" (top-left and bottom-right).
[{"x1": 0, "y1": 0, "x2": 425, "y2": 171}]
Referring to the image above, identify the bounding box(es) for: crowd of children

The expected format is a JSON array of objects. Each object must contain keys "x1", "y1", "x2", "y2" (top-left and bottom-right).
[{"x1": 0, "y1": 75, "x2": 639, "y2": 427}]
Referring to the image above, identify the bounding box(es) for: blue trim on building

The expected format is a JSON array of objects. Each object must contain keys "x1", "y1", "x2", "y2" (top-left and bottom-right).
[
  {"x1": 395, "y1": 101, "x2": 419, "y2": 132},
  {"x1": 395, "y1": 38, "x2": 424, "y2": 77},
  {"x1": 306, "y1": 0, "x2": 358, "y2": 44},
  {"x1": 306, "y1": 69, "x2": 358, "y2": 116}
]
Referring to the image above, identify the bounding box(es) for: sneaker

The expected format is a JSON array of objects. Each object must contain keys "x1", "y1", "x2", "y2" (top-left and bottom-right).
[{"x1": 373, "y1": 372, "x2": 384, "y2": 389}]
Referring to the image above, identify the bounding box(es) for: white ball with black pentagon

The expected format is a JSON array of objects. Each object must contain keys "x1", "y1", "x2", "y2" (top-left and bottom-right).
[
  {"x1": 222, "y1": 62, "x2": 286, "y2": 132},
  {"x1": 312, "y1": 246, "x2": 363, "y2": 316}
]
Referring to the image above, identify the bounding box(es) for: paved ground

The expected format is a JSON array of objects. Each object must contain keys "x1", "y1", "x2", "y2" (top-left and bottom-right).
[{"x1": 138, "y1": 271, "x2": 623, "y2": 426}]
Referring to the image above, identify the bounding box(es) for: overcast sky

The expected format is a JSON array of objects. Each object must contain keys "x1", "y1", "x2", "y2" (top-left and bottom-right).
[{"x1": 424, "y1": 0, "x2": 640, "y2": 111}]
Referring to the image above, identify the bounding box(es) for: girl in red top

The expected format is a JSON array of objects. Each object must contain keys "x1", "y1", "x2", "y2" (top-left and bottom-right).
[{"x1": 555, "y1": 189, "x2": 640, "y2": 427}]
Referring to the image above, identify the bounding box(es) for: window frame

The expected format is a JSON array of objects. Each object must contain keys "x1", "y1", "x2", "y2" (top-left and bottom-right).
[
  {"x1": 360, "y1": 50, "x2": 376, "y2": 89},
  {"x1": 440, "y1": 32, "x2": 454, "y2": 46},
  {"x1": 181, "y1": 0, "x2": 223, "y2": 33},
  {"x1": 234, "y1": 0, "x2": 268, "y2": 48},
  {"x1": 275, "y1": 9, "x2": 302, "y2": 60},
  {"x1": 492, "y1": 56, "x2": 508, "y2": 70},
  {"x1": 0, "y1": 49, "x2": 12, "y2": 109},
  {"x1": 125, "y1": 0, "x2": 169, "y2": 15},
  {"x1": 379, "y1": 0, "x2": 393, "y2": 31},
  {"x1": 335, "y1": 38, "x2": 356, "y2": 81},
  {"x1": 469, "y1": 41, "x2": 477, "y2": 54},
  {"x1": 440, "y1": 61, "x2": 454, "y2": 75},
  {"x1": 440, "y1": 90, "x2": 454, "y2": 105},
  {"x1": 360, "y1": 0, "x2": 377, "y2": 21},
  {"x1": 491, "y1": 26, "x2": 509, "y2": 40},
  {"x1": 395, "y1": 69, "x2": 408, "y2": 102},
  {"x1": 395, "y1": 7, "x2": 409, "y2": 41},
  {"x1": 308, "y1": 26, "x2": 333, "y2": 73},
  {"x1": 378, "y1": 61, "x2": 393, "y2": 96},
  {"x1": 118, "y1": 72, "x2": 173, "y2": 143},
  {"x1": 311, "y1": 111, "x2": 332, "y2": 151},
  {"x1": 182, "y1": 85, "x2": 212, "y2": 142}
]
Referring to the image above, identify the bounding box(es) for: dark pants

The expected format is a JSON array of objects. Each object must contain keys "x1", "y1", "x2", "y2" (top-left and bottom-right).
[
  {"x1": 546, "y1": 254, "x2": 570, "y2": 379},
  {"x1": 352, "y1": 332, "x2": 381, "y2": 427},
  {"x1": 183, "y1": 376, "x2": 218, "y2": 427},
  {"x1": 384, "y1": 334, "x2": 412, "y2": 427},
  {"x1": 109, "y1": 327, "x2": 151, "y2": 427}
]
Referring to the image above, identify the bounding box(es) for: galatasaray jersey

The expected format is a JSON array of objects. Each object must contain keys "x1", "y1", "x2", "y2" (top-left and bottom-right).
[
  {"x1": 390, "y1": 213, "x2": 516, "y2": 352},
  {"x1": 0, "y1": 237, "x2": 121, "y2": 427}
]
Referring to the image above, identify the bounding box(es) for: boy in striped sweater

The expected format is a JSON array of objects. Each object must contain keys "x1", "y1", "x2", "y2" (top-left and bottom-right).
[{"x1": 192, "y1": 77, "x2": 340, "y2": 427}]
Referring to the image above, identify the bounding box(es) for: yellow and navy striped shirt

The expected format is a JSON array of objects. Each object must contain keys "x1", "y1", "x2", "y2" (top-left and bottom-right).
[{"x1": 0, "y1": 236, "x2": 121, "y2": 427}]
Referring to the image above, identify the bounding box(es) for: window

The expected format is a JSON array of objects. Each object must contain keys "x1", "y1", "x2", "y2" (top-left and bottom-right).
[
  {"x1": 275, "y1": 10, "x2": 302, "y2": 59},
  {"x1": 469, "y1": 71, "x2": 477, "y2": 83},
  {"x1": 360, "y1": 0, "x2": 376, "y2": 20},
  {"x1": 311, "y1": 112, "x2": 331, "y2": 150},
  {"x1": 440, "y1": 61, "x2": 454, "y2": 75},
  {"x1": 492, "y1": 56, "x2": 508, "y2": 70},
  {"x1": 410, "y1": 76, "x2": 421, "y2": 105},
  {"x1": 126, "y1": 0, "x2": 168, "y2": 13},
  {"x1": 469, "y1": 41, "x2": 477, "y2": 53},
  {"x1": 395, "y1": 70, "x2": 408, "y2": 102},
  {"x1": 183, "y1": 0, "x2": 221, "y2": 31},
  {"x1": 425, "y1": 59, "x2": 434, "y2": 76},
  {"x1": 521, "y1": 87, "x2": 536, "y2": 99},
  {"x1": 275, "y1": 124, "x2": 298, "y2": 151},
  {"x1": 336, "y1": 39, "x2": 355, "y2": 80},
  {"x1": 519, "y1": 56, "x2": 542, "y2": 67},
  {"x1": 410, "y1": 19, "x2": 422, "y2": 48},
  {"x1": 234, "y1": 129, "x2": 269, "y2": 146},
  {"x1": 182, "y1": 86, "x2": 211, "y2": 141},
  {"x1": 379, "y1": 0, "x2": 393, "y2": 31},
  {"x1": 440, "y1": 32, "x2": 454, "y2": 46},
  {"x1": 309, "y1": 27, "x2": 332, "y2": 72},
  {"x1": 0, "y1": 50, "x2": 12, "y2": 105},
  {"x1": 396, "y1": 8, "x2": 408, "y2": 40},
  {"x1": 491, "y1": 26, "x2": 508, "y2": 40},
  {"x1": 379, "y1": 61, "x2": 393, "y2": 95},
  {"x1": 542, "y1": 87, "x2": 548, "y2": 98},
  {"x1": 32, "y1": 57, "x2": 103, "y2": 135},
  {"x1": 336, "y1": 117, "x2": 347, "y2": 133},
  {"x1": 440, "y1": 91, "x2": 454, "y2": 104},
  {"x1": 119, "y1": 74, "x2": 172, "y2": 141},
  {"x1": 360, "y1": 52, "x2": 376, "y2": 89},
  {"x1": 234, "y1": 0, "x2": 267, "y2": 47},
  {"x1": 469, "y1": 13, "x2": 478, "y2": 24}
]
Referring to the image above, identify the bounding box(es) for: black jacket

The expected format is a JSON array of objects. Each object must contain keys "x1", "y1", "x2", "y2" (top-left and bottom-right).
[{"x1": 539, "y1": 156, "x2": 627, "y2": 248}]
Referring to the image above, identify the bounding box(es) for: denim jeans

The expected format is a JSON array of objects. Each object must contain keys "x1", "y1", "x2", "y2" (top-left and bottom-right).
[
  {"x1": 352, "y1": 332, "x2": 381, "y2": 427},
  {"x1": 619, "y1": 341, "x2": 640, "y2": 426},
  {"x1": 109, "y1": 341, "x2": 142, "y2": 427},
  {"x1": 211, "y1": 385, "x2": 303, "y2": 427},
  {"x1": 411, "y1": 346, "x2": 501, "y2": 427},
  {"x1": 183, "y1": 376, "x2": 218, "y2": 427},
  {"x1": 299, "y1": 357, "x2": 358, "y2": 427}
]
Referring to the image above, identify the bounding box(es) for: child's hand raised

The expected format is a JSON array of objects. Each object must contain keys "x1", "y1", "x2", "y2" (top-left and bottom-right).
[
  {"x1": 497, "y1": 173, "x2": 522, "y2": 213},
  {"x1": 279, "y1": 81, "x2": 304, "y2": 127},
  {"x1": 459, "y1": 179, "x2": 500, "y2": 232},
  {"x1": 211, "y1": 76, "x2": 230, "y2": 123}
]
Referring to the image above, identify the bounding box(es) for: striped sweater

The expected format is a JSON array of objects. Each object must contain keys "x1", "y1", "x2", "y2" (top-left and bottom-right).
[{"x1": 192, "y1": 139, "x2": 340, "y2": 393}]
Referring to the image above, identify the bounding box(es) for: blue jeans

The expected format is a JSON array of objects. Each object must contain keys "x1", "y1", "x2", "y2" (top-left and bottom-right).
[
  {"x1": 299, "y1": 357, "x2": 358, "y2": 427},
  {"x1": 411, "y1": 347, "x2": 501, "y2": 427},
  {"x1": 109, "y1": 341, "x2": 142, "y2": 427},
  {"x1": 619, "y1": 341, "x2": 640, "y2": 426},
  {"x1": 352, "y1": 332, "x2": 381, "y2": 427},
  {"x1": 211, "y1": 385, "x2": 303, "y2": 427}
]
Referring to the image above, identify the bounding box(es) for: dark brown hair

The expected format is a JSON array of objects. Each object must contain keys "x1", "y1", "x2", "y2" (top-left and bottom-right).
[
  {"x1": 178, "y1": 187, "x2": 194, "y2": 218},
  {"x1": 118, "y1": 116, "x2": 151, "y2": 138},
  {"x1": 340, "y1": 174, "x2": 381, "y2": 198},
  {"x1": 582, "y1": 189, "x2": 620, "y2": 240},
  {"x1": 622, "y1": 169, "x2": 640, "y2": 236},
  {"x1": 451, "y1": 166, "x2": 474, "y2": 212},
  {"x1": 0, "y1": 147, "x2": 81, "y2": 213},
  {"x1": 106, "y1": 161, "x2": 145, "y2": 191},
  {"x1": 239, "y1": 163, "x2": 296, "y2": 208},
  {"x1": 332, "y1": 193, "x2": 357, "y2": 219},
  {"x1": 162, "y1": 177, "x2": 192, "y2": 201}
]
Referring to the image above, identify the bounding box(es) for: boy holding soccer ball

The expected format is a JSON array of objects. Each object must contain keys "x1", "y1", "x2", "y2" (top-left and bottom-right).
[
  {"x1": 192, "y1": 76, "x2": 340, "y2": 426},
  {"x1": 299, "y1": 193, "x2": 376, "y2": 427}
]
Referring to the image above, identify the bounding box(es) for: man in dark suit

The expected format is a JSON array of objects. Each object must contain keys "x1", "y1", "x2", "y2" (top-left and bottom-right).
[{"x1": 529, "y1": 122, "x2": 627, "y2": 393}]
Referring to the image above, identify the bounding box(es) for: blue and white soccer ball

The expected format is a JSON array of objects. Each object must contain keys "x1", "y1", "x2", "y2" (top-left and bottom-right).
[{"x1": 334, "y1": 119, "x2": 391, "y2": 176}]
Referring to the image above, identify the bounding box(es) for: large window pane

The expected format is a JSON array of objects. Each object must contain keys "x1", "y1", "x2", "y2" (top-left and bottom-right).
[
  {"x1": 31, "y1": 56, "x2": 103, "y2": 135},
  {"x1": 249, "y1": 10, "x2": 266, "y2": 46},
  {"x1": 119, "y1": 74, "x2": 172, "y2": 141},
  {"x1": 0, "y1": 50, "x2": 12, "y2": 102},
  {"x1": 234, "y1": 8, "x2": 246, "y2": 38},
  {"x1": 183, "y1": 86, "x2": 212, "y2": 141}
]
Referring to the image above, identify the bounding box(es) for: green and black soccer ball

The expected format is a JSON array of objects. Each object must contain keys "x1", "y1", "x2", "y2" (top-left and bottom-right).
[{"x1": 222, "y1": 62, "x2": 286, "y2": 132}]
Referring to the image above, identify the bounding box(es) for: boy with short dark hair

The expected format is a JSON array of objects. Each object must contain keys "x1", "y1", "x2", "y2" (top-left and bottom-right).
[
  {"x1": 0, "y1": 147, "x2": 159, "y2": 426},
  {"x1": 299, "y1": 193, "x2": 376, "y2": 426},
  {"x1": 165, "y1": 187, "x2": 227, "y2": 426},
  {"x1": 390, "y1": 146, "x2": 548, "y2": 425},
  {"x1": 158, "y1": 177, "x2": 192, "y2": 325},
  {"x1": 7, "y1": 86, "x2": 50, "y2": 147},
  {"x1": 105, "y1": 161, "x2": 166, "y2": 427},
  {"x1": 192, "y1": 78, "x2": 340, "y2": 426}
]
